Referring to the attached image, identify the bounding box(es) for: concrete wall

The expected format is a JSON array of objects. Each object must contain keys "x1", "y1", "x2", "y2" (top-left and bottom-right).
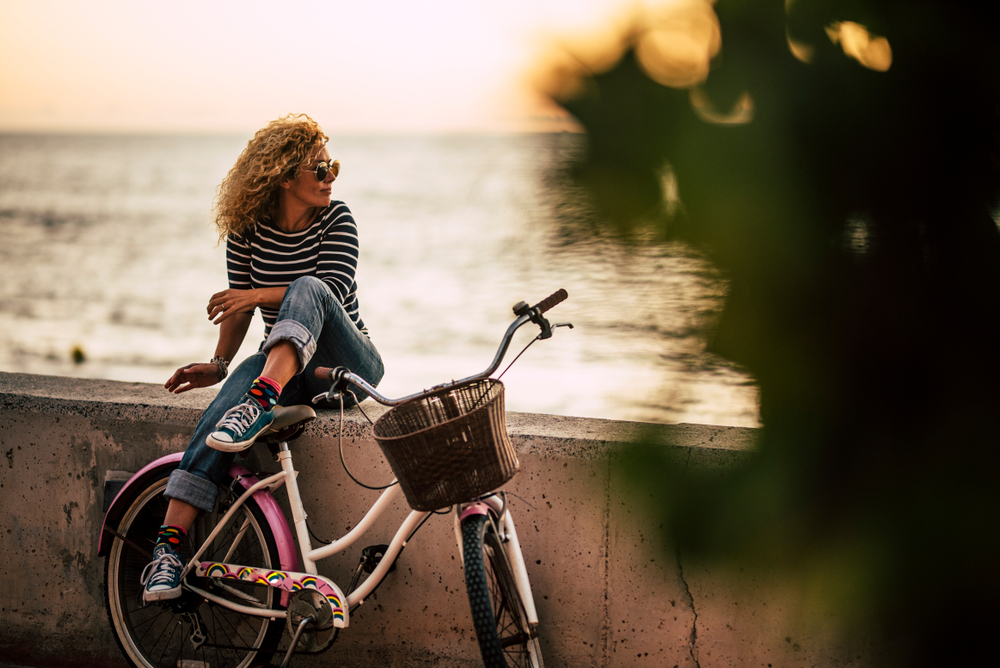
[{"x1": 0, "y1": 372, "x2": 874, "y2": 667}]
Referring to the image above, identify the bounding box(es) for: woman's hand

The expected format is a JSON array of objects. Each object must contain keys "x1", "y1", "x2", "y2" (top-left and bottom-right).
[
  {"x1": 165, "y1": 362, "x2": 225, "y2": 394},
  {"x1": 207, "y1": 289, "x2": 258, "y2": 325}
]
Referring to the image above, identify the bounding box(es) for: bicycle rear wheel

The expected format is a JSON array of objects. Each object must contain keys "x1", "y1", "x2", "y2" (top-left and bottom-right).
[
  {"x1": 104, "y1": 467, "x2": 284, "y2": 668},
  {"x1": 463, "y1": 512, "x2": 544, "y2": 668}
]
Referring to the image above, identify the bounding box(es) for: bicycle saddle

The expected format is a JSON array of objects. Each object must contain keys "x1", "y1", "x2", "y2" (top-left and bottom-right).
[{"x1": 258, "y1": 404, "x2": 316, "y2": 445}]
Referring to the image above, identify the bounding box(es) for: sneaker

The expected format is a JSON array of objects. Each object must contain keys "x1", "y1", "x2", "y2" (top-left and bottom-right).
[
  {"x1": 206, "y1": 397, "x2": 274, "y2": 452},
  {"x1": 141, "y1": 544, "x2": 186, "y2": 602}
]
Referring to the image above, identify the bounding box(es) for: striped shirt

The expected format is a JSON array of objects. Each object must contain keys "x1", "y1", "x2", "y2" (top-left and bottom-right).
[{"x1": 226, "y1": 201, "x2": 368, "y2": 337}]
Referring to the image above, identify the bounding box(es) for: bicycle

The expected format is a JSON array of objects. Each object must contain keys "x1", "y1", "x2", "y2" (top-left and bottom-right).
[{"x1": 98, "y1": 289, "x2": 572, "y2": 668}]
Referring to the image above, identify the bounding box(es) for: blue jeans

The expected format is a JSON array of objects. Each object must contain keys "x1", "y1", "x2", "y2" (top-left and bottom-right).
[{"x1": 165, "y1": 276, "x2": 385, "y2": 512}]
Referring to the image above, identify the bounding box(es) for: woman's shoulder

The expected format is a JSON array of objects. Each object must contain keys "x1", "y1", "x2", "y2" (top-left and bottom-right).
[
  {"x1": 227, "y1": 226, "x2": 255, "y2": 246},
  {"x1": 319, "y1": 201, "x2": 356, "y2": 230},
  {"x1": 325, "y1": 200, "x2": 353, "y2": 217}
]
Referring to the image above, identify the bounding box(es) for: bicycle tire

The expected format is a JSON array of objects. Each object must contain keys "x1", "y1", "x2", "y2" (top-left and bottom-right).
[
  {"x1": 462, "y1": 513, "x2": 544, "y2": 668},
  {"x1": 104, "y1": 466, "x2": 284, "y2": 668}
]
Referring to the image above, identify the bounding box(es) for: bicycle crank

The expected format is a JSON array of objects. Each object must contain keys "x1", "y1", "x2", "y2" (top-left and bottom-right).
[{"x1": 284, "y1": 589, "x2": 336, "y2": 654}]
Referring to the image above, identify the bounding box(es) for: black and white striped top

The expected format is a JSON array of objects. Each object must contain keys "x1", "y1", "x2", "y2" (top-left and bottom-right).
[{"x1": 226, "y1": 201, "x2": 368, "y2": 337}]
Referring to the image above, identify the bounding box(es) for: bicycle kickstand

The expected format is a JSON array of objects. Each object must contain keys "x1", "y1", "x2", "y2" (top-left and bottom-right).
[{"x1": 279, "y1": 614, "x2": 316, "y2": 668}]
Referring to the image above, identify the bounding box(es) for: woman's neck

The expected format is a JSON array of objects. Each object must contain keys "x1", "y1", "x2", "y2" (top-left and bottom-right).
[{"x1": 275, "y1": 203, "x2": 318, "y2": 233}]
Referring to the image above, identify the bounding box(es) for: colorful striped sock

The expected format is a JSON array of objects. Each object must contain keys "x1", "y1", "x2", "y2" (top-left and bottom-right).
[
  {"x1": 247, "y1": 376, "x2": 282, "y2": 410},
  {"x1": 155, "y1": 525, "x2": 187, "y2": 552}
]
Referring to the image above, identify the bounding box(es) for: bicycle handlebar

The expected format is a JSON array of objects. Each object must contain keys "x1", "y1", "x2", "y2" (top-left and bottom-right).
[
  {"x1": 313, "y1": 289, "x2": 571, "y2": 407},
  {"x1": 533, "y1": 288, "x2": 568, "y2": 314}
]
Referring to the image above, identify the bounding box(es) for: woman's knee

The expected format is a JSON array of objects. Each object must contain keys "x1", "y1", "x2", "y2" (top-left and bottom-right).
[
  {"x1": 279, "y1": 277, "x2": 336, "y2": 320},
  {"x1": 285, "y1": 275, "x2": 328, "y2": 298}
]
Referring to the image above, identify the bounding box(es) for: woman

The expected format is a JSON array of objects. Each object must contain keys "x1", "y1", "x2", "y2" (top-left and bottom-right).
[{"x1": 140, "y1": 114, "x2": 385, "y2": 602}]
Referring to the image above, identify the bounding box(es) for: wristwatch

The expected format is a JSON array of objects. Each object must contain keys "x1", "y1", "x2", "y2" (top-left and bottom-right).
[{"x1": 211, "y1": 356, "x2": 230, "y2": 380}]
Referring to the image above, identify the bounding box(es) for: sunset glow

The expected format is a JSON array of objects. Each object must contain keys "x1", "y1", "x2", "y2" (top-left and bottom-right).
[{"x1": 0, "y1": 0, "x2": 645, "y2": 134}]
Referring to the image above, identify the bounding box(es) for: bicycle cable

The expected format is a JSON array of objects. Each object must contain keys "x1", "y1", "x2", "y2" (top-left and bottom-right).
[
  {"x1": 405, "y1": 507, "x2": 440, "y2": 543},
  {"x1": 337, "y1": 392, "x2": 397, "y2": 491},
  {"x1": 350, "y1": 389, "x2": 376, "y2": 426},
  {"x1": 500, "y1": 490, "x2": 537, "y2": 510},
  {"x1": 306, "y1": 517, "x2": 334, "y2": 546},
  {"x1": 496, "y1": 334, "x2": 542, "y2": 380}
]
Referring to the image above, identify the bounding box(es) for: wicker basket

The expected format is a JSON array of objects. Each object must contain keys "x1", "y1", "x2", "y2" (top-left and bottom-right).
[{"x1": 372, "y1": 378, "x2": 518, "y2": 511}]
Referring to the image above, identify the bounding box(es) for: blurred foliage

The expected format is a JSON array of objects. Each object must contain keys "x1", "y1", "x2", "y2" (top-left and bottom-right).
[{"x1": 543, "y1": 0, "x2": 1000, "y2": 665}]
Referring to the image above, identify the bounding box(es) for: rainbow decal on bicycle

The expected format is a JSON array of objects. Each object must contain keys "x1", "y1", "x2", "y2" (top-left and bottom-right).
[{"x1": 197, "y1": 561, "x2": 348, "y2": 627}]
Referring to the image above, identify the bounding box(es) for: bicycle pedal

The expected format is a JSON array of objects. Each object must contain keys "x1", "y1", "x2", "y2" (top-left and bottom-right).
[{"x1": 361, "y1": 544, "x2": 395, "y2": 574}]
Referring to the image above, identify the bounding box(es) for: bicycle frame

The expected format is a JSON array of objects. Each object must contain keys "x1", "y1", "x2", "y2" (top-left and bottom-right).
[{"x1": 175, "y1": 436, "x2": 540, "y2": 631}]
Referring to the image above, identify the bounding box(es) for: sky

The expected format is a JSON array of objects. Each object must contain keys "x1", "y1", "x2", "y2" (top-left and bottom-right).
[{"x1": 0, "y1": 0, "x2": 646, "y2": 135}]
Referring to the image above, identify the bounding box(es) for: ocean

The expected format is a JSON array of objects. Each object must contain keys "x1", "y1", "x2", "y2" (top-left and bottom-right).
[{"x1": 0, "y1": 132, "x2": 758, "y2": 427}]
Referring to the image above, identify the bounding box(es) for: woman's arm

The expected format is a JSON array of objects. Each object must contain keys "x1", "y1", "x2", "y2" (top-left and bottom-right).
[
  {"x1": 164, "y1": 310, "x2": 254, "y2": 394},
  {"x1": 206, "y1": 287, "x2": 286, "y2": 324},
  {"x1": 214, "y1": 230, "x2": 288, "y2": 323},
  {"x1": 315, "y1": 202, "x2": 360, "y2": 303}
]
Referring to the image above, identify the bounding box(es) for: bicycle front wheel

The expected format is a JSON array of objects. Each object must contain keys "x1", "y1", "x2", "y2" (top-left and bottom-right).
[
  {"x1": 104, "y1": 467, "x2": 284, "y2": 668},
  {"x1": 462, "y1": 512, "x2": 544, "y2": 668}
]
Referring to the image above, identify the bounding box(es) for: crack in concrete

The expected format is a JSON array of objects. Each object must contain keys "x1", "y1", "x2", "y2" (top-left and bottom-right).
[
  {"x1": 677, "y1": 549, "x2": 701, "y2": 668},
  {"x1": 677, "y1": 446, "x2": 703, "y2": 667}
]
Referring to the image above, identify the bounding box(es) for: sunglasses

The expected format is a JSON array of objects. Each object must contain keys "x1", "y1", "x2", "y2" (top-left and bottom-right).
[{"x1": 300, "y1": 159, "x2": 340, "y2": 182}]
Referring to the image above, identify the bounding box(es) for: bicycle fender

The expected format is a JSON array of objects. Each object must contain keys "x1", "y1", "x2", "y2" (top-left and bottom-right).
[
  {"x1": 97, "y1": 453, "x2": 298, "y2": 575},
  {"x1": 98, "y1": 453, "x2": 184, "y2": 557},
  {"x1": 454, "y1": 499, "x2": 499, "y2": 564}
]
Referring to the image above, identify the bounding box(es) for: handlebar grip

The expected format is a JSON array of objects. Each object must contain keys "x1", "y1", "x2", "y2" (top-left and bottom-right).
[
  {"x1": 314, "y1": 366, "x2": 336, "y2": 381},
  {"x1": 532, "y1": 289, "x2": 568, "y2": 314}
]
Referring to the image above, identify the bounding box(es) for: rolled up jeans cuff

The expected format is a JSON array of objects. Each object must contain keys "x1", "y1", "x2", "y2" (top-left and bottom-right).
[
  {"x1": 263, "y1": 319, "x2": 316, "y2": 374},
  {"x1": 165, "y1": 468, "x2": 219, "y2": 513}
]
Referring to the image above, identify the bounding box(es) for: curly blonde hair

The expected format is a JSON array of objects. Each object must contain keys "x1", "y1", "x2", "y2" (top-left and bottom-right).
[{"x1": 213, "y1": 113, "x2": 330, "y2": 240}]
